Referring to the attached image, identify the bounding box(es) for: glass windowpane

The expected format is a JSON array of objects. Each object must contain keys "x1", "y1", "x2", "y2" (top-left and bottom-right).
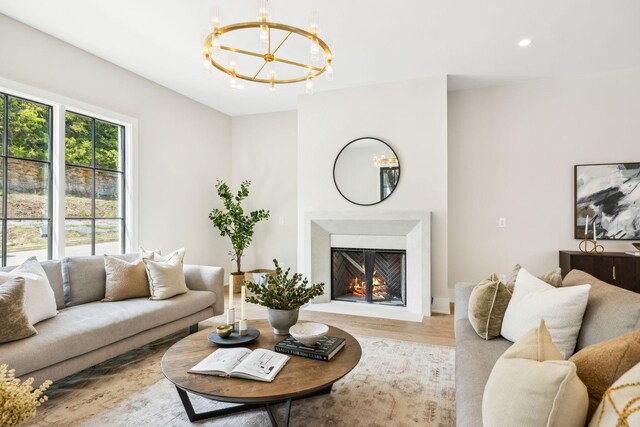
[
  {"x1": 64, "y1": 219, "x2": 93, "y2": 256},
  {"x1": 95, "y1": 219, "x2": 121, "y2": 255},
  {"x1": 6, "y1": 220, "x2": 48, "y2": 265},
  {"x1": 65, "y1": 166, "x2": 92, "y2": 218},
  {"x1": 7, "y1": 159, "x2": 49, "y2": 218},
  {"x1": 0, "y1": 95, "x2": 4, "y2": 155},
  {"x1": 95, "y1": 170, "x2": 120, "y2": 218},
  {"x1": 7, "y1": 97, "x2": 50, "y2": 161},
  {"x1": 95, "y1": 120, "x2": 121, "y2": 170},
  {"x1": 0, "y1": 163, "x2": 3, "y2": 217},
  {"x1": 65, "y1": 112, "x2": 92, "y2": 166}
]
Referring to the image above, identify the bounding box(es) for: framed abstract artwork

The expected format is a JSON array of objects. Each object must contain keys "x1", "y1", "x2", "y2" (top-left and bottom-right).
[{"x1": 575, "y1": 162, "x2": 640, "y2": 240}]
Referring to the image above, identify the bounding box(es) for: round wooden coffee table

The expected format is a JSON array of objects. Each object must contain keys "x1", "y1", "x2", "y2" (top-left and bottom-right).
[{"x1": 161, "y1": 320, "x2": 362, "y2": 426}]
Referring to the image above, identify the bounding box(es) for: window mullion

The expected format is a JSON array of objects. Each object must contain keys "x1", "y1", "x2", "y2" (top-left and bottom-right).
[
  {"x1": 52, "y1": 104, "x2": 66, "y2": 260},
  {"x1": 2, "y1": 94, "x2": 7, "y2": 267}
]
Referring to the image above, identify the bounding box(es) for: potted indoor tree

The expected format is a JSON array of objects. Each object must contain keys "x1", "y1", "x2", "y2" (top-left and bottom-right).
[
  {"x1": 209, "y1": 179, "x2": 270, "y2": 292},
  {"x1": 245, "y1": 259, "x2": 325, "y2": 334}
]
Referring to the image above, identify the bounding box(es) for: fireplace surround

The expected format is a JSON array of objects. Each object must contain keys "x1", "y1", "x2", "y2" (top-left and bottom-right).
[{"x1": 300, "y1": 211, "x2": 431, "y2": 321}]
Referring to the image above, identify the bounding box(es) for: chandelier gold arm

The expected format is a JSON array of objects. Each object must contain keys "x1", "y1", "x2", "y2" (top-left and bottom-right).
[
  {"x1": 253, "y1": 31, "x2": 293, "y2": 79},
  {"x1": 204, "y1": 21, "x2": 332, "y2": 85}
]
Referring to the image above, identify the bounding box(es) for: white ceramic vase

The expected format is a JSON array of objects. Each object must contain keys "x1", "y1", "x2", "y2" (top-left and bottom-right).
[{"x1": 267, "y1": 308, "x2": 299, "y2": 335}]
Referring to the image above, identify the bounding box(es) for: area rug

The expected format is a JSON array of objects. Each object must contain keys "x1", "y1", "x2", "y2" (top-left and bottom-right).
[{"x1": 25, "y1": 331, "x2": 456, "y2": 427}]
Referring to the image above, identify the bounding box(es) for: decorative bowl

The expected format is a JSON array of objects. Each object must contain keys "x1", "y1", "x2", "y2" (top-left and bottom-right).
[
  {"x1": 289, "y1": 322, "x2": 329, "y2": 346},
  {"x1": 633, "y1": 242, "x2": 640, "y2": 251},
  {"x1": 216, "y1": 324, "x2": 233, "y2": 338}
]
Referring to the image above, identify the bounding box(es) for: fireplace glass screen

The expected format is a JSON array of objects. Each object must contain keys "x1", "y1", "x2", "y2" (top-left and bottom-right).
[{"x1": 331, "y1": 247, "x2": 406, "y2": 306}]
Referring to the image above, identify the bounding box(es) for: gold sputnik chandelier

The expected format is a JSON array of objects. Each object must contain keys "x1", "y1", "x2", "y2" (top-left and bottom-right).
[{"x1": 203, "y1": 1, "x2": 333, "y2": 92}]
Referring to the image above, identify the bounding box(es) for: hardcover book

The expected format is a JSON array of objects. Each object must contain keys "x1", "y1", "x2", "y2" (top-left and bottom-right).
[
  {"x1": 189, "y1": 347, "x2": 289, "y2": 382},
  {"x1": 275, "y1": 335, "x2": 346, "y2": 361}
]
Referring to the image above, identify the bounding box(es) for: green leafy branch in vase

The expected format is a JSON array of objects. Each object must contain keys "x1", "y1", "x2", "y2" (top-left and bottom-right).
[
  {"x1": 208, "y1": 179, "x2": 270, "y2": 274},
  {"x1": 245, "y1": 259, "x2": 324, "y2": 310}
]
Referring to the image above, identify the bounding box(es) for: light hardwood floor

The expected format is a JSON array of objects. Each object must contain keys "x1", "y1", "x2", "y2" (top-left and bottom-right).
[{"x1": 223, "y1": 289, "x2": 456, "y2": 347}]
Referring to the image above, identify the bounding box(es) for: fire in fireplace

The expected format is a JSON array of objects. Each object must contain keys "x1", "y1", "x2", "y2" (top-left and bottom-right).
[{"x1": 331, "y1": 247, "x2": 406, "y2": 306}]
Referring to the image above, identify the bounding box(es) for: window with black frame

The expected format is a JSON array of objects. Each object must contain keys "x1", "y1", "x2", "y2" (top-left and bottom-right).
[
  {"x1": 0, "y1": 93, "x2": 53, "y2": 266},
  {"x1": 65, "y1": 112, "x2": 125, "y2": 256}
]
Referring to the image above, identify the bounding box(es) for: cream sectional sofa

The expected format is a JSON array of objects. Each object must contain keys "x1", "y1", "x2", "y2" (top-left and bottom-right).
[
  {"x1": 0, "y1": 254, "x2": 224, "y2": 386},
  {"x1": 454, "y1": 269, "x2": 640, "y2": 426}
]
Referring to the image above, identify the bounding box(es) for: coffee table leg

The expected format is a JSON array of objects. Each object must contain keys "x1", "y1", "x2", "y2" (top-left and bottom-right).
[
  {"x1": 175, "y1": 386, "x2": 264, "y2": 422},
  {"x1": 176, "y1": 384, "x2": 333, "y2": 424}
]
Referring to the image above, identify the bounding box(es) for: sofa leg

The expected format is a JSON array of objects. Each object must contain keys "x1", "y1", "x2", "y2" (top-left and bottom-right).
[{"x1": 189, "y1": 324, "x2": 199, "y2": 334}]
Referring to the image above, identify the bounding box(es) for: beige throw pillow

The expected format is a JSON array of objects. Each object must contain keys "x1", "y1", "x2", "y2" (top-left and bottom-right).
[
  {"x1": 570, "y1": 329, "x2": 640, "y2": 419},
  {"x1": 0, "y1": 256, "x2": 58, "y2": 325},
  {"x1": 0, "y1": 278, "x2": 37, "y2": 343},
  {"x1": 506, "y1": 263, "x2": 563, "y2": 290},
  {"x1": 589, "y1": 361, "x2": 640, "y2": 427},
  {"x1": 468, "y1": 273, "x2": 512, "y2": 340},
  {"x1": 483, "y1": 320, "x2": 589, "y2": 427},
  {"x1": 102, "y1": 256, "x2": 151, "y2": 301},
  {"x1": 143, "y1": 249, "x2": 187, "y2": 300}
]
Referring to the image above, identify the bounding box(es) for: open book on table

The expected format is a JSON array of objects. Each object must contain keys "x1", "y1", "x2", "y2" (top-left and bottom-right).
[{"x1": 189, "y1": 347, "x2": 289, "y2": 382}]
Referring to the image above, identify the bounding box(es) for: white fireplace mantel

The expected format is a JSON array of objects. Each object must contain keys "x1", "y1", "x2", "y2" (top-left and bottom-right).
[{"x1": 299, "y1": 211, "x2": 431, "y2": 321}]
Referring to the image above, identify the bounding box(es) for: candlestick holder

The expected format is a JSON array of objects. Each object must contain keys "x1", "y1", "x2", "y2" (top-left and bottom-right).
[
  {"x1": 579, "y1": 236, "x2": 604, "y2": 254},
  {"x1": 239, "y1": 319, "x2": 248, "y2": 336},
  {"x1": 226, "y1": 307, "x2": 235, "y2": 326}
]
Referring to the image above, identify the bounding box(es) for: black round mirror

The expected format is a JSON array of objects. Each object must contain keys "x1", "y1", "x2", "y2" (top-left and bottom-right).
[{"x1": 333, "y1": 137, "x2": 400, "y2": 206}]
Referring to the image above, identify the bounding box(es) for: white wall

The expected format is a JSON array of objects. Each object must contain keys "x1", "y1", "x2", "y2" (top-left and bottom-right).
[
  {"x1": 0, "y1": 14, "x2": 232, "y2": 268},
  {"x1": 448, "y1": 68, "x2": 640, "y2": 291},
  {"x1": 297, "y1": 77, "x2": 449, "y2": 313},
  {"x1": 231, "y1": 111, "x2": 298, "y2": 272}
]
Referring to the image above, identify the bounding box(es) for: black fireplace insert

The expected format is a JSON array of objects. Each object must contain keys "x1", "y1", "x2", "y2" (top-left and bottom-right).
[{"x1": 331, "y1": 247, "x2": 406, "y2": 306}]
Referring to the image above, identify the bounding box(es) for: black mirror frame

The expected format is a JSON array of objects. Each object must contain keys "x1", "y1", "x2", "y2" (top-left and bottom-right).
[{"x1": 332, "y1": 137, "x2": 401, "y2": 206}]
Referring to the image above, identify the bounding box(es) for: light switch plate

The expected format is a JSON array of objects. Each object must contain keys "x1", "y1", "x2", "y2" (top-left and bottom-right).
[{"x1": 498, "y1": 217, "x2": 507, "y2": 228}]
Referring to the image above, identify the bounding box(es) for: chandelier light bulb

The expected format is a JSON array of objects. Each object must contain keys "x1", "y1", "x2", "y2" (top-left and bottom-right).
[
  {"x1": 260, "y1": 26, "x2": 269, "y2": 50},
  {"x1": 269, "y1": 81, "x2": 276, "y2": 92},
  {"x1": 211, "y1": 37, "x2": 221, "y2": 55},
  {"x1": 325, "y1": 62, "x2": 333, "y2": 80},
  {"x1": 203, "y1": 57, "x2": 211, "y2": 69},
  {"x1": 229, "y1": 75, "x2": 237, "y2": 89},
  {"x1": 306, "y1": 77, "x2": 314, "y2": 94},
  {"x1": 310, "y1": 39, "x2": 320, "y2": 62}
]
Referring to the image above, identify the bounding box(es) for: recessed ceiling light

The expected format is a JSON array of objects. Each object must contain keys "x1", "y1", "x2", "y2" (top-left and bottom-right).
[{"x1": 518, "y1": 38, "x2": 532, "y2": 47}]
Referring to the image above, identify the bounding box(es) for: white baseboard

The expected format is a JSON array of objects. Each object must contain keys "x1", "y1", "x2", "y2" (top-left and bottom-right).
[{"x1": 431, "y1": 297, "x2": 450, "y2": 314}]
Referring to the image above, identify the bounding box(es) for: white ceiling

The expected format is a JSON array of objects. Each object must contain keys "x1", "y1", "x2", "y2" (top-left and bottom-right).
[{"x1": 1, "y1": 0, "x2": 639, "y2": 116}]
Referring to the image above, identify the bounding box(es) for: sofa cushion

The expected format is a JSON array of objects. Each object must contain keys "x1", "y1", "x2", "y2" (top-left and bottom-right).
[
  {"x1": 0, "y1": 260, "x2": 64, "y2": 310},
  {"x1": 483, "y1": 320, "x2": 588, "y2": 427},
  {"x1": 63, "y1": 253, "x2": 138, "y2": 307},
  {"x1": 0, "y1": 278, "x2": 37, "y2": 344},
  {"x1": 103, "y1": 256, "x2": 150, "y2": 301},
  {"x1": 589, "y1": 361, "x2": 640, "y2": 427},
  {"x1": 570, "y1": 329, "x2": 640, "y2": 419},
  {"x1": 468, "y1": 273, "x2": 512, "y2": 340},
  {"x1": 455, "y1": 319, "x2": 513, "y2": 427},
  {"x1": 563, "y1": 270, "x2": 640, "y2": 351},
  {"x1": 0, "y1": 257, "x2": 58, "y2": 326},
  {"x1": 0, "y1": 289, "x2": 215, "y2": 377},
  {"x1": 502, "y1": 268, "x2": 591, "y2": 358},
  {"x1": 506, "y1": 264, "x2": 563, "y2": 290}
]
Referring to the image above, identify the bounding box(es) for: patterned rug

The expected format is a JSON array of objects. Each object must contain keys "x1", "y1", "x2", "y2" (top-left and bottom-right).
[{"x1": 25, "y1": 328, "x2": 456, "y2": 427}]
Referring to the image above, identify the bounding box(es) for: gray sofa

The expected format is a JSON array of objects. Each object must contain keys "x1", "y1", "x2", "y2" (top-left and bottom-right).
[
  {"x1": 455, "y1": 269, "x2": 640, "y2": 427},
  {"x1": 0, "y1": 254, "x2": 224, "y2": 386}
]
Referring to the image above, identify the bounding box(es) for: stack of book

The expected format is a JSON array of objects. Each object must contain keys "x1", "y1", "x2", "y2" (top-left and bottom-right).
[{"x1": 275, "y1": 335, "x2": 346, "y2": 361}]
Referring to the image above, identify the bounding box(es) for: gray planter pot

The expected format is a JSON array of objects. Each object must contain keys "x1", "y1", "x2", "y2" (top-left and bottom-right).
[{"x1": 267, "y1": 308, "x2": 299, "y2": 335}]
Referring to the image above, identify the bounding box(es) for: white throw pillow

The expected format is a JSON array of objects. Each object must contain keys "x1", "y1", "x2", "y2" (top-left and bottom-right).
[
  {"x1": 0, "y1": 256, "x2": 58, "y2": 325},
  {"x1": 484, "y1": 320, "x2": 589, "y2": 427},
  {"x1": 501, "y1": 268, "x2": 590, "y2": 359},
  {"x1": 143, "y1": 249, "x2": 187, "y2": 300},
  {"x1": 589, "y1": 361, "x2": 640, "y2": 426}
]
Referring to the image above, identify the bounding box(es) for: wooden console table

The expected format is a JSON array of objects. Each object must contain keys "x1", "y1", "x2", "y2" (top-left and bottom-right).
[{"x1": 559, "y1": 251, "x2": 640, "y2": 293}]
